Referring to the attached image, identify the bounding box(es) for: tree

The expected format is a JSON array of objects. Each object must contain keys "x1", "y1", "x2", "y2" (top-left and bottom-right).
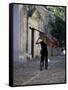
[{"x1": 46, "y1": 6, "x2": 66, "y2": 47}]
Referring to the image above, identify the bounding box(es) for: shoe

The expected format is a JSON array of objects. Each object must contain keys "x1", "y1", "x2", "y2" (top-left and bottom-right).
[
  {"x1": 45, "y1": 66, "x2": 48, "y2": 70},
  {"x1": 40, "y1": 67, "x2": 43, "y2": 71},
  {"x1": 45, "y1": 63, "x2": 48, "y2": 70},
  {"x1": 40, "y1": 62, "x2": 44, "y2": 71}
]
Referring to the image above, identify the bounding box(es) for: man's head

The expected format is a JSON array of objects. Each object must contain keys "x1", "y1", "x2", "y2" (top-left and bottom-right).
[
  {"x1": 39, "y1": 32, "x2": 46, "y2": 43},
  {"x1": 39, "y1": 32, "x2": 44, "y2": 38}
]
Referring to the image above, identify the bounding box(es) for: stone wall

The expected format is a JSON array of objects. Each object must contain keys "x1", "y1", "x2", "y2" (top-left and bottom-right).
[{"x1": 19, "y1": 5, "x2": 60, "y2": 61}]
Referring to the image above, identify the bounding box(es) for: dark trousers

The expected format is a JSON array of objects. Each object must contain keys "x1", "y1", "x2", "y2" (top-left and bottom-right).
[{"x1": 40, "y1": 51, "x2": 48, "y2": 69}]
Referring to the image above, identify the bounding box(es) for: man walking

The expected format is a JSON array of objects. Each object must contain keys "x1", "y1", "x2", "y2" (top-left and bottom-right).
[{"x1": 36, "y1": 32, "x2": 48, "y2": 71}]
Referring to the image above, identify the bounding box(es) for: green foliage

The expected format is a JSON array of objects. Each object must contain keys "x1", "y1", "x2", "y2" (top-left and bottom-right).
[
  {"x1": 47, "y1": 6, "x2": 66, "y2": 47},
  {"x1": 51, "y1": 16, "x2": 66, "y2": 47},
  {"x1": 46, "y1": 6, "x2": 65, "y2": 21}
]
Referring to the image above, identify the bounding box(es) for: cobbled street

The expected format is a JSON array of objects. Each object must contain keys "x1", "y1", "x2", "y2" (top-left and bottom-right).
[{"x1": 13, "y1": 55, "x2": 66, "y2": 86}]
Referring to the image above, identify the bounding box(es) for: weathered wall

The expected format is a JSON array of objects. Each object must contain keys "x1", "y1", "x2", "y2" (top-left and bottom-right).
[
  {"x1": 19, "y1": 5, "x2": 29, "y2": 61},
  {"x1": 19, "y1": 5, "x2": 61, "y2": 61}
]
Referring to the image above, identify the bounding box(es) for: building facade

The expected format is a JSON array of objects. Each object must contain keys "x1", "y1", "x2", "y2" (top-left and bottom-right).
[{"x1": 18, "y1": 5, "x2": 60, "y2": 61}]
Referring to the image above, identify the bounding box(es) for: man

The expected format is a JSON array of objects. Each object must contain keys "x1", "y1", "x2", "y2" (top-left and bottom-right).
[{"x1": 36, "y1": 32, "x2": 48, "y2": 71}]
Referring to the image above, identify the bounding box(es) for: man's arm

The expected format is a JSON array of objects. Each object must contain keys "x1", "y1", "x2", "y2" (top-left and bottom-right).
[{"x1": 36, "y1": 37, "x2": 42, "y2": 44}]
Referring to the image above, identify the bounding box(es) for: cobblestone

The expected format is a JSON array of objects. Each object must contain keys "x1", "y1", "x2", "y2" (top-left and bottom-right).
[{"x1": 13, "y1": 55, "x2": 66, "y2": 86}]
